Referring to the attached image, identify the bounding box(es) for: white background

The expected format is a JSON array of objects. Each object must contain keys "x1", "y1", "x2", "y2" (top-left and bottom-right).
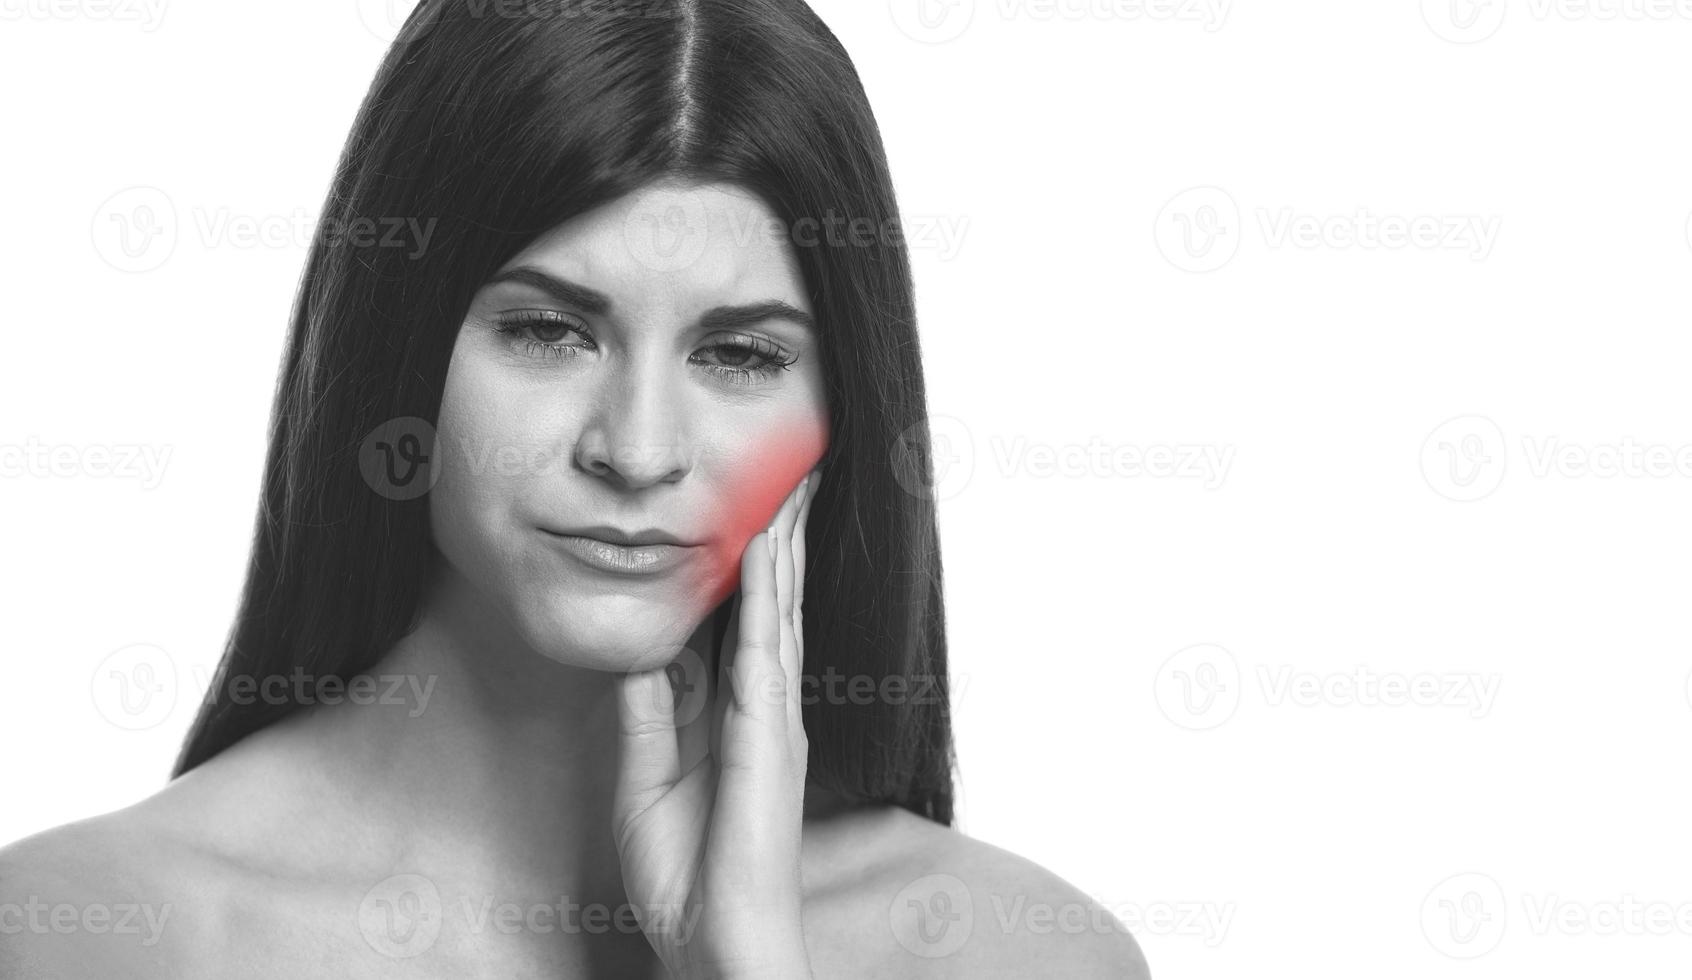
[{"x1": 3, "y1": 0, "x2": 1691, "y2": 977}]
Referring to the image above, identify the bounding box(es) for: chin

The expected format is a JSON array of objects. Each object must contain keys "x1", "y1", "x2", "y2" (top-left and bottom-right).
[{"x1": 513, "y1": 586, "x2": 706, "y2": 673}]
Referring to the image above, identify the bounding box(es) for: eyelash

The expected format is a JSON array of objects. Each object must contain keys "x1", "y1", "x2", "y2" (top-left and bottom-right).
[{"x1": 492, "y1": 310, "x2": 799, "y2": 385}]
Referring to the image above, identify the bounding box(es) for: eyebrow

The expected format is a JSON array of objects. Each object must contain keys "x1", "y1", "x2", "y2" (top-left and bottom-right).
[{"x1": 484, "y1": 266, "x2": 815, "y2": 333}]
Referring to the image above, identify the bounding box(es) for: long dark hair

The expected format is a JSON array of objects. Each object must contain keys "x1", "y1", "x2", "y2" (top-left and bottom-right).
[{"x1": 172, "y1": 0, "x2": 956, "y2": 825}]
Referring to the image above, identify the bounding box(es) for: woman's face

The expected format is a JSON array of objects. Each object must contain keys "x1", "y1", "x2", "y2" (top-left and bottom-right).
[{"x1": 430, "y1": 180, "x2": 829, "y2": 672}]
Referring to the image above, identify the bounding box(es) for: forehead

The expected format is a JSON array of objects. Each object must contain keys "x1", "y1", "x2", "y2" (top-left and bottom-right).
[{"x1": 496, "y1": 180, "x2": 811, "y2": 320}]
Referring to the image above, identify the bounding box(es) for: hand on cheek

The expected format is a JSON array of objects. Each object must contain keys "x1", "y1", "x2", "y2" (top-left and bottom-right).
[
  {"x1": 613, "y1": 464, "x2": 821, "y2": 978},
  {"x1": 689, "y1": 420, "x2": 826, "y2": 610}
]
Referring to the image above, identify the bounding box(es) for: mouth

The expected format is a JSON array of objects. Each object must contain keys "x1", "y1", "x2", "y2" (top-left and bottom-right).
[
  {"x1": 540, "y1": 529, "x2": 696, "y2": 576},
  {"x1": 556, "y1": 524, "x2": 690, "y2": 547}
]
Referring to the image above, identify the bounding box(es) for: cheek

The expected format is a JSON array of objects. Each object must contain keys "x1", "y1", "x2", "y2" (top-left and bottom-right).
[
  {"x1": 429, "y1": 353, "x2": 520, "y2": 563},
  {"x1": 687, "y1": 415, "x2": 828, "y2": 607}
]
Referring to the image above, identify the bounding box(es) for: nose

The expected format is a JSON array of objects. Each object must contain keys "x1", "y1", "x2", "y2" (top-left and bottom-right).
[{"x1": 572, "y1": 356, "x2": 692, "y2": 491}]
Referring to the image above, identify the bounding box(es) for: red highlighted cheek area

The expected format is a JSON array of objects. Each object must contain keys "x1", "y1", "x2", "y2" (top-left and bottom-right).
[{"x1": 684, "y1": 420, "x2": 826, "y2": 611}]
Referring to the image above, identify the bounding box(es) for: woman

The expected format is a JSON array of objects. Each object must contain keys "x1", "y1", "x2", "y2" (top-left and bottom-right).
[{"x1": 0, "y1": 1, "x2": 1148, "y2": 976}]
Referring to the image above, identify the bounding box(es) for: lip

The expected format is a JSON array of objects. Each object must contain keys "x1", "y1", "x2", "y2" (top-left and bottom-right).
[
  {"x1": 541, "y1": 530, "x2": 695, "y2": 576},
  {"x1": 557, "y1": 524, "x2": 689, "y2": 547}
]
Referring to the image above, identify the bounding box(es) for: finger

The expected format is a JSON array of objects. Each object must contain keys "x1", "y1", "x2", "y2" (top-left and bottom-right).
[
  {"x1": 713, "y1": 525, "x2": 807, "y2": 905},
  {"x1": 674, "y1": 612, "x2": 721, "y2": 778},
  {"x1": 613, "y1": 667, "x2": 681, "y2": 844},
  {"x1": 793, "y1": 468, "x2": 819, "y2": 664},
  {"x1": 773, "y1": 474, "x2": 807, "y2": 689},
  {"x1": 710, "y1": 593, "x2": 740, "y2": 765},
  {"x1": 726, "y1": 526, "x2": 782, "y2": 726}
]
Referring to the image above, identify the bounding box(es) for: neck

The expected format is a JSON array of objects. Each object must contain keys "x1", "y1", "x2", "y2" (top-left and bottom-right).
[{"x1": 299, "y1": 557, "x2": 846, "y2": 905}]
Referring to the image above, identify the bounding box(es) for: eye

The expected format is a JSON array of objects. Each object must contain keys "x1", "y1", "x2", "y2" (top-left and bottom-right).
[
  {"x1": 490, "y1": 312, "x2": 798, "y2": 383},
  {"x1": 493, "y1": 309, "x2": 594, "y2": 360},
  {"x1": 691, "y1": 334, "x2": 799, "y2": 386}
]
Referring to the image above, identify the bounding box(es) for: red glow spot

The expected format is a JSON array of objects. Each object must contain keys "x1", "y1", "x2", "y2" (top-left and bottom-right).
[{"x1": 686, "y1": 418, "x2": 826, "y2": 610}]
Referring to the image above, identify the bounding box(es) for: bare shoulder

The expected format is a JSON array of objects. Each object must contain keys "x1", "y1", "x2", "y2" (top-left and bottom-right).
[
  {"x1": 0, "y1": 800, "x2": 227, "y2": 979},
  {"x1": 0, "y1": 736, "x2": 318, "y2": 979},
  {"x1": 803, "y1": 804, "x2": 1151, "y2": 980}
]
